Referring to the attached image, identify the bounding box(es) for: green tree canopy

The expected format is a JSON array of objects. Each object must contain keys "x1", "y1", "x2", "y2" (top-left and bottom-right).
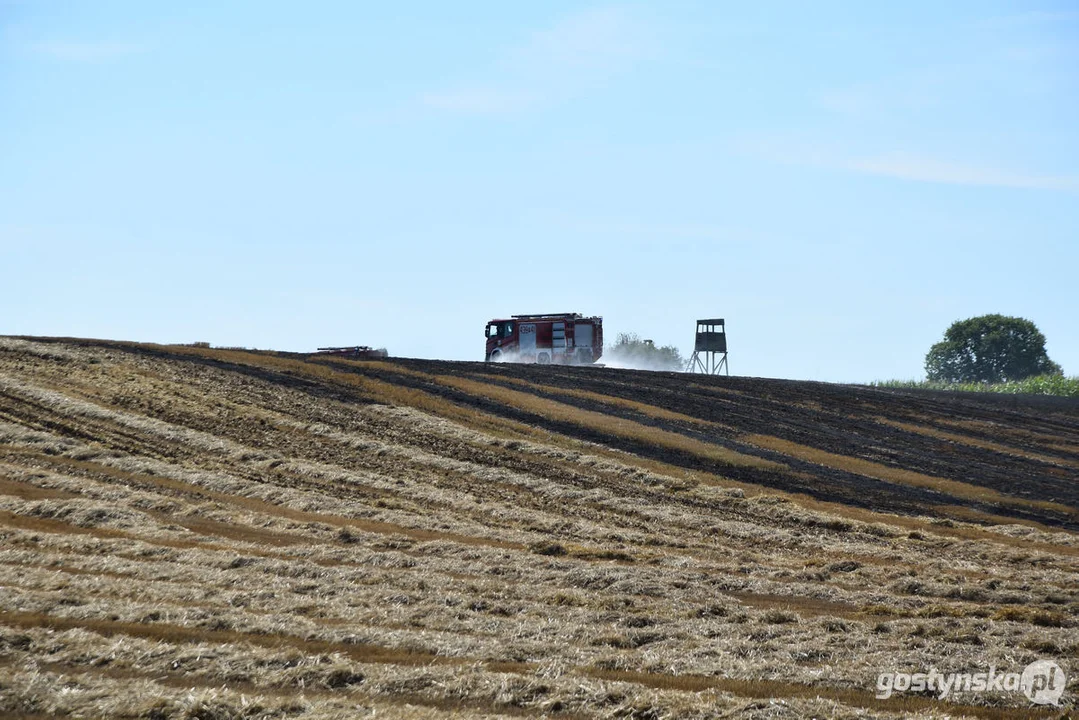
[
  {"x1": 607, "y1": 332, "x2": 686, "y2": 371},
  {"x1": 925, "y1": 314, "x2": 1061, "y2": 383}
]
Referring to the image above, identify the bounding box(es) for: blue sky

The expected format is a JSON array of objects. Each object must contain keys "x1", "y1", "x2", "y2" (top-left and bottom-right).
[{"x1": 2, "y1": 1, "x2": 1077, "y2": 382}]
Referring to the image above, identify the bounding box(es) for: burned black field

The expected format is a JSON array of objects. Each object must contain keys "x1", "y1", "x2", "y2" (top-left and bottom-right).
[{"x1": 338, "y1": 354, "x2": 1079, "y2": 529}]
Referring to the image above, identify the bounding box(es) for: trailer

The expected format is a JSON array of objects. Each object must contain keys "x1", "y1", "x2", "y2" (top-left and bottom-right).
[
  {"x1": 485, "y1": 313, "x2": 602, "y2": 365},
  {"x1": 314, "y1": 346, "x2": 387, "y2": 360}
]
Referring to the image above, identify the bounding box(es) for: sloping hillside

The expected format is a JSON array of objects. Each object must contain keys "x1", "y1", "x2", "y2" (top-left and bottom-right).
[{"x1": 1, "y1": 337, "x2": 1076, "y2": 719}]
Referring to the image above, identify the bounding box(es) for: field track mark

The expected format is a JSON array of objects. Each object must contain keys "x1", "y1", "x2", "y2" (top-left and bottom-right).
[
  {"x1": 0, "y1": 569, "x2": 507, "y2": 639},
  {"x1": 583, "y1": 669, "x2": 1057, "y2": 720},
  {"x1": 0, "y1": 658, "x2": 573, "y2": 720},
  {"x1": 4, "y1": 443, "x2": 806, "y2": 569},
  {"x1": 3, "y1": 450, "x2": 526, "y2": 551},
  {"x1": 933, "y1": 416, "x2": 1079, "y2": 450},
  {"x1": 0, "y1": 512, "x2": 373, "y2": 575},
  {"x1": 0, "y1": 624, "x2": 1052, "y2": 720},
  {"x1": 0, "y1": 610, "x2": 464, "y2": 668},
  {"x1": 0, "y1": 509, "x2": 296, "y2": 559},
  {"x1": 0, "y1": 475, "x2": 76, "y2": 501},
  {"x1": 7, "y1": 439, "x2": 1073, "y2": 568},
  {"x1": 312, "y1": 357, "x2": 775, "y2": 472},
  {"x1": 0, "y1": 390, "x2": 183, "y2": 463},
  {"x1": 743, "y1": 434, "x2": 1077, "y2": 517},
  {"x1": 0, "y1": 558, "x2": 137, "y2": 583},
  {"x1": 432, "y1": 374, "x2": 780, "y2": 470},
  {"x1": 465, "y1": 372, "x2": 739, "y2": 432},
  {"x1": 727, "y1": 591, "x2": 862, "y2": 619},
  {"x1": 875, "y1": 417, "x2": 1079, "y2": 470}
]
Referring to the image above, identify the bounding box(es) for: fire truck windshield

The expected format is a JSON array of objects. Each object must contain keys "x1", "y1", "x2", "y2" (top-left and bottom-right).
[{"x1": 487, "y1": 322, "x2": 514, "y2": 338}]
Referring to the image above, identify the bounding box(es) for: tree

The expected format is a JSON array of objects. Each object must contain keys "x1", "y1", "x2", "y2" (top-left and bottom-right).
[
  {"x1": 925, "y1": 315, "x2": 1062, "y2": 383},
  {"x1": 607, "y1": 332, "x2": 686, "y2": 371}
]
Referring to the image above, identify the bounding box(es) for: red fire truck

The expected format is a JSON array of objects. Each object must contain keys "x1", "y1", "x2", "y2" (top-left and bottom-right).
[{"x1": 485, "y1": 313, "x2": 603, "y2": 365}]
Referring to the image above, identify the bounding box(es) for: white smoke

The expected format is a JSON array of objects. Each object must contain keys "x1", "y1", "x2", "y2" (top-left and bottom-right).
[
  {"x1": 600, "y1": 353, "x2": 687, "y2": 373},
  {"x1": 488, "y1": 348, "x2": 525, "y2": 363},
  {"x1": 601, "y1": 333, "x2": 687, "y2": 373}
]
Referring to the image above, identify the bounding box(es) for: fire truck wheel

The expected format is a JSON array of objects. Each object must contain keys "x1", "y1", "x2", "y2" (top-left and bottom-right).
[
  {"x1": 537, "y1": 352, "x2": 551, "y2": 365},
  {"x1": 489, "y1": 349, "x2": 503, "y2": 363}
]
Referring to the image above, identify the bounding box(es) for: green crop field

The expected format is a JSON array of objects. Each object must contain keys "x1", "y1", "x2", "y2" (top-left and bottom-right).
[{"x1": 872, "y1": 375, "x2": 1079, "y2": 398}]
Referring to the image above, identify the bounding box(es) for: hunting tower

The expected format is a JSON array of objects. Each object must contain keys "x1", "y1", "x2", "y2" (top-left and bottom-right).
[{"x1": 688, "y1": 318, "x2": 728, "y2": 375}]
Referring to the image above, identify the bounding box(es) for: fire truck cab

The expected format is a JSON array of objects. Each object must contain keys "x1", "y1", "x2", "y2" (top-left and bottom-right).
[{"x1": 485, "y1": 313, "x2": 603, "y2": 365}]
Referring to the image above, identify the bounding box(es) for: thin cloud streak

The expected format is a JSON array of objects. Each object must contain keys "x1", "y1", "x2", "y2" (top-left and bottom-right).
[
  {"x1": 34, "y1": 41, "x2": 146, "y2": 62},
  {"x1": 515, "y1": 5, "x2": 652, "y2": 71},
  {"x1": 420, "y1": 88, "x2": 538, "y2": 114},
  {"x1": 976, "y1": 9, "x2": 1079, "y2": 29},
  {"x1": 848, "y1": 153, "x2": 1078, "y2": 192},
  {"x1": 740, "y1": 137, "x2": 1078, "y2": 193},
  {"x1": 421, "y1": 5, "x2": 653, "y2": 115}
]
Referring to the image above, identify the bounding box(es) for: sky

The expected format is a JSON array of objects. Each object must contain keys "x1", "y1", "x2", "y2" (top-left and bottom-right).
[{"x1": 2, "y1": 1, "x2": 1077, "y2": 382}]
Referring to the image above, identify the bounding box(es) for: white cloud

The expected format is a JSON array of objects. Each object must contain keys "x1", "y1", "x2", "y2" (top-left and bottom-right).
[
  {"x1": 34, "y1": 41, "x2": 146, "y2": 62},
  {"x1": 977, "y1": 10, "x2": 1079, "y2": 29},
  {"x1": 738, "y1": 136, "x2": 1078, "y2": 192},
  {"x1": 420, "y1": 88, "x2": 537, "y2": 114},
  {"x1": 847, "y1": 153, "x2": 1078, "y2": 192},
  {"x1": 516, "y1": 6, "x2": 652, "y2": 71},
  {"x1": 422, "y1": 5, "x2": 654, "y2": 115},
  {"x1": 815, "y1": 81, "x2": 941, "y2": 115}
]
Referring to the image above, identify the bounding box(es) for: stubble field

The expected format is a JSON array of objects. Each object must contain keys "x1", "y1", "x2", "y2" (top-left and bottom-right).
[{"x1": 0, "y1": 337, "x2": 1076, "y2": 719}]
